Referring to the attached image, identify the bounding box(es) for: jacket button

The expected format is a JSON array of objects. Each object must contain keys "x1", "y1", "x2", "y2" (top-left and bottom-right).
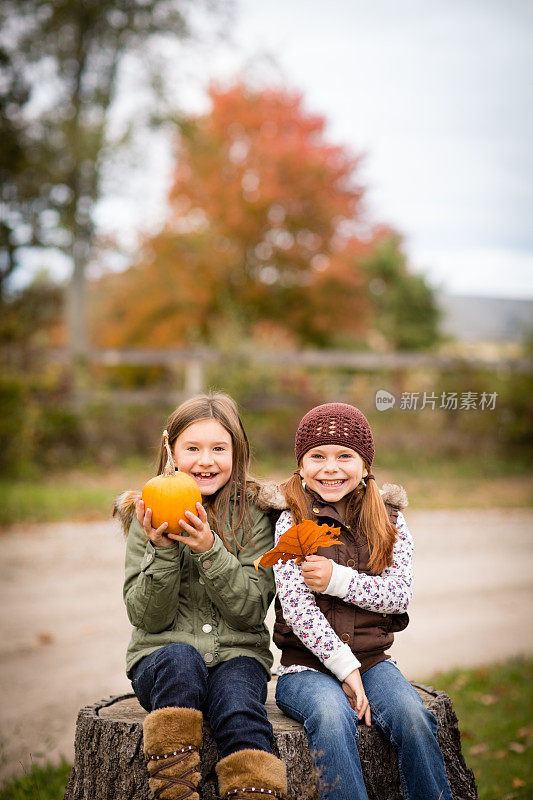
[
  {"x1": 347, "y1": 559, "x2": 356, "y2": 568},
  {"x1": 202, "y1": 624, "x2": 212, "y2": 633},
  {"x1": 203, "y1": 560, "x2": 212, "y2": 569},
  {"x1": 340, "y1": 633, "x2": 351, "y2": 643},
  {"x1": 146, "y1": 553, "x2": 153, "y2": 564},
  {"x1": 198, "y1": 577, "x2": 205, "y2": 585},
  {"x1": 204, "y1": 652, "x2": 214, "y2": 663},
  {"x1": 312, "y1": 507, "x2": 320, "y2": 513},
  {"x1": 382, "y1": 613, "x2": 387, "y2": 617}
]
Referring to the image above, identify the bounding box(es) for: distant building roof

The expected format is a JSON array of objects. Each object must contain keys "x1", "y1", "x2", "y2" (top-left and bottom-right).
[{"x1": 437, "y1": 292, "x2": 533, "y2": 342}]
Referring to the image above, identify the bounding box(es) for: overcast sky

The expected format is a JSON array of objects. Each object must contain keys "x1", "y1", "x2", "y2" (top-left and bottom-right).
[
  {"x1": 89, "y1": 0, "x2": 533, "y2": 300},
  {"x1": 217, "y1": 0, "x2": 533, "y2": 299}
]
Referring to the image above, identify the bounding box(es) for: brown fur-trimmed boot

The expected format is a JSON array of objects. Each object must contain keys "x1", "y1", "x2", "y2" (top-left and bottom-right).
[
  {"x1": 216, "y1": 749, "x2": 287, "y2": 800},
  {"x1": 143, "y1": 707, "x2": 203, "y2": 800}
]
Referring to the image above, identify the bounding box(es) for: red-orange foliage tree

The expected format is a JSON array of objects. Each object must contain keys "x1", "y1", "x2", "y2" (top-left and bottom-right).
[{"x1": 93, "y1": 83, "x2": 386, "y2": 348}]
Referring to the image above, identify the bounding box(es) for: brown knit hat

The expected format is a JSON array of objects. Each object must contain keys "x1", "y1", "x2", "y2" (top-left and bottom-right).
[{"x1": 295, "y1": 402, "x2": 375, "y2": 466}]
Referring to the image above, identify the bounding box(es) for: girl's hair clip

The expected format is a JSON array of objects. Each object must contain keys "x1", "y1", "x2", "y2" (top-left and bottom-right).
[{"x1": 296, "y1": 472, "x2": 308, "y2": 491}]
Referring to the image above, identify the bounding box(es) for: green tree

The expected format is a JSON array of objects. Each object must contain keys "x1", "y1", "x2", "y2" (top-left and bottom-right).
[
  {"x1": 363, "y1": 233, "x2": 441, "y2": 350},
  {"x1": 0, "y1": 0, "x2": 227, "y2": 356},
  {"x1": 0, "y1": 46, "x2": 54, "y2": 299}
]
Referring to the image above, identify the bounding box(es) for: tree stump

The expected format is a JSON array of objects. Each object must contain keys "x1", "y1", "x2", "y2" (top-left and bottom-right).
[{"x1": 64, "y1": 682, "x2": 477, "y2": 800}]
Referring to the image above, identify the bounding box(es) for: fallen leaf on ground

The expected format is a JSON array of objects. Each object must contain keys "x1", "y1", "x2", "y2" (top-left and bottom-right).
[
  {"x1": 468, "y1": 743, "x2": 489, "y2": 755},
  {"x1": 477, "y1": 693, "x2": 498, "y2": 706},
  {"x1": 254, "y1": 520, "x2": 341, "y2": 569},
  {"x1": 508, "y1": 742, "x2": 526, "y2": 754},
  {"x1": 512, "y1": 778, "x2": 526, "y2": 789},
  {"x1": 451, "y1": 674, "x2": 469, "y2": 690}
]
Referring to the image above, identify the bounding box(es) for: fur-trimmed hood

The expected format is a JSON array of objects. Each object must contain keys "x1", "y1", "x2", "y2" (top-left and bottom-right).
[
  {"x1": 253, "y1": 480, "x2": 408, "y2": 514},
  {"x1": 112, "y1": 480, "x2": 407, "y2": 537},
  {"x1": 112, "y1": 490, "x2": 142, "y2": 537}
]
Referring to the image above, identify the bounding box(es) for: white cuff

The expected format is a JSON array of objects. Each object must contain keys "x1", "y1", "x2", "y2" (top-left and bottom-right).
[
  {"x1": 323, "y1": 643, "x2": 361, "y2": 682},
  {"x1": 325, "y1": 561, "x2": 354, "y2": 598}
]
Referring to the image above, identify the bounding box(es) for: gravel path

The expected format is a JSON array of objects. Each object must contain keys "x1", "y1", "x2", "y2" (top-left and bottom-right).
[{"x1": 0, "y1": 510, "x2": 531, "y2": 786}]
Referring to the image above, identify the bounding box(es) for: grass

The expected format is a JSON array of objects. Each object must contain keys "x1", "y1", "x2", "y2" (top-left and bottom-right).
[
  {"x1": 376, "y1": 456, "x2": 533, "y2": 511},
  {"x1": 0, "y1": 659, "x2": 530, "y2": 798},
  {"x1": 2, "y1": 453, "x2": 530, "y2": 529},
  {"x1": 424, "y1": 657, "x2": 532, "y2": 800},
  {"x1": 0, "y1": 759, "x2": 71, "y2": 800},
  {"x1": 0, "y1": 461, "x2": 149, "y2": 529}
]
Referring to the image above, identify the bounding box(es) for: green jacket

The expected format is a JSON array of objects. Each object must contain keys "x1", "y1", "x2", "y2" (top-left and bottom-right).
[{"x1": 122, "y1": 497, "x2": 276, "y2": 679}]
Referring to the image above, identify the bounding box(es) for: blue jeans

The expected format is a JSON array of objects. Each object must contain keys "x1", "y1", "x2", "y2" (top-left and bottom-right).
[
  {"x1": 132, "y1": 643, "x2": 273, "y2": 758},
  {"x1": 275, "y1": 661, "x2": 454, "y2": 800}
]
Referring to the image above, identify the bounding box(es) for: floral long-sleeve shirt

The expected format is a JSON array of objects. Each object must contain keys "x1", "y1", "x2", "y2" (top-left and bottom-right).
[{"x1": 273, "y1": 507, "x2": 414, "y2": 682}]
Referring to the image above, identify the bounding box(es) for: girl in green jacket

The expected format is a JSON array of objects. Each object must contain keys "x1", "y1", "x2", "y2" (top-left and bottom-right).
[{"x1": 118, "y1": 392, "x2": 287, "y2": 800}]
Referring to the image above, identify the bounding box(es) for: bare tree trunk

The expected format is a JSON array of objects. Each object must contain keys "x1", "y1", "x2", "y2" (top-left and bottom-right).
[
  {"x1": 65, "y1": 243, "x2": 91, "y2": 407},
  {"x1": 66, "y1": 249, "x2": 89, "y2": 360},
  {"x1": 64, "y1": 684, "x2": 477, "y2": 800}
]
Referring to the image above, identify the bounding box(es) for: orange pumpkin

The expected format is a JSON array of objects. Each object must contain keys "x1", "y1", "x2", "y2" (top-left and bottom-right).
[
  {"x1": 142, "y1": 471, "x2": 202, "y2": 534},
  {"x1": 141, "y1": 428, "x2": 202, "y2": 534}
]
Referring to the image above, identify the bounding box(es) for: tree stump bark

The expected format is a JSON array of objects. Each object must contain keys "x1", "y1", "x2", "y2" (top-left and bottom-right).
[{"x1": 64, "y1": 682, "x2": 477, "y2": 800}]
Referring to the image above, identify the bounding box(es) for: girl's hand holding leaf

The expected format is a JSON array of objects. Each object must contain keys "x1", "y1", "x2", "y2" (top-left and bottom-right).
[
  {"x1": 301, "y1": 554, "x2": 333, "y2": 592},
  {"x1": 254, "y1": 520, "x2": 341, "y2": 569}
]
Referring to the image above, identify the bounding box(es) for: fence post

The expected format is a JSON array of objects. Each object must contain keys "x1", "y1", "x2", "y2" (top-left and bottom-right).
[{"x1": 185, "y1": 359, "x2": 205, "y2": 396}]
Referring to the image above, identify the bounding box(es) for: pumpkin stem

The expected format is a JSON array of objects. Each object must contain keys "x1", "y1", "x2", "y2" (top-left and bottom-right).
[{"x1": 162, "y1": 429, "x2": 176, "y2": 476}]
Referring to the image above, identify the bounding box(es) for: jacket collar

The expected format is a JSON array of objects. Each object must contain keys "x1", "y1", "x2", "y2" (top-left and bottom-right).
[{"x1": 304, "y1": 485, "x2": 348, "y2": 528}]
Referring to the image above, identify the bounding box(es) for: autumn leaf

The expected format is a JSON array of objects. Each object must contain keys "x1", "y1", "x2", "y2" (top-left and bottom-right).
[
  {"x1": 254, "y1": 520, "x2": 341, "y2": 570},
  {"x1": 468, "y1": 743, "x2": 488, "y2": 756},
  {"x1": 477, "y1": 694, "x2": 498, "y2": 706}
]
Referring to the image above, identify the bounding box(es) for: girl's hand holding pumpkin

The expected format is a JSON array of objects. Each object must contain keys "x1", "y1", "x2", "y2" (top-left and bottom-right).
[
  {"x1": 135, "y1": 498, "x2": 175, "y2": 547},
  {"x1": 175, "y1": 502, "x2": 215, "y2": 554},
  {"x1": 135, "y1": 498, "x2": 214, "y2": 553},
  {"x1": 300, "y1": 554, "x2": 333, "y2": 593}
]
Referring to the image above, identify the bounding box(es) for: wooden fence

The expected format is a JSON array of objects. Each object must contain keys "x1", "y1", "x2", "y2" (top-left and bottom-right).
[{"x1": 48, "y1": 346, "x2": 533, "y2": 405}]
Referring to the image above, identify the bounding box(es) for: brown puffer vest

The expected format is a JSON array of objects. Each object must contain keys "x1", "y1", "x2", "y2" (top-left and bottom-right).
[{"x1": 273, "y1": 486, "x2": 409, "y2": 675}]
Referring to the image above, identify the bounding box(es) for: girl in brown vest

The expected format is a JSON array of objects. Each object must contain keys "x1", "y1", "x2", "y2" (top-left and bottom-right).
[{"x1": 273, "y1": 402, "x2": 454, "y2": 800}]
